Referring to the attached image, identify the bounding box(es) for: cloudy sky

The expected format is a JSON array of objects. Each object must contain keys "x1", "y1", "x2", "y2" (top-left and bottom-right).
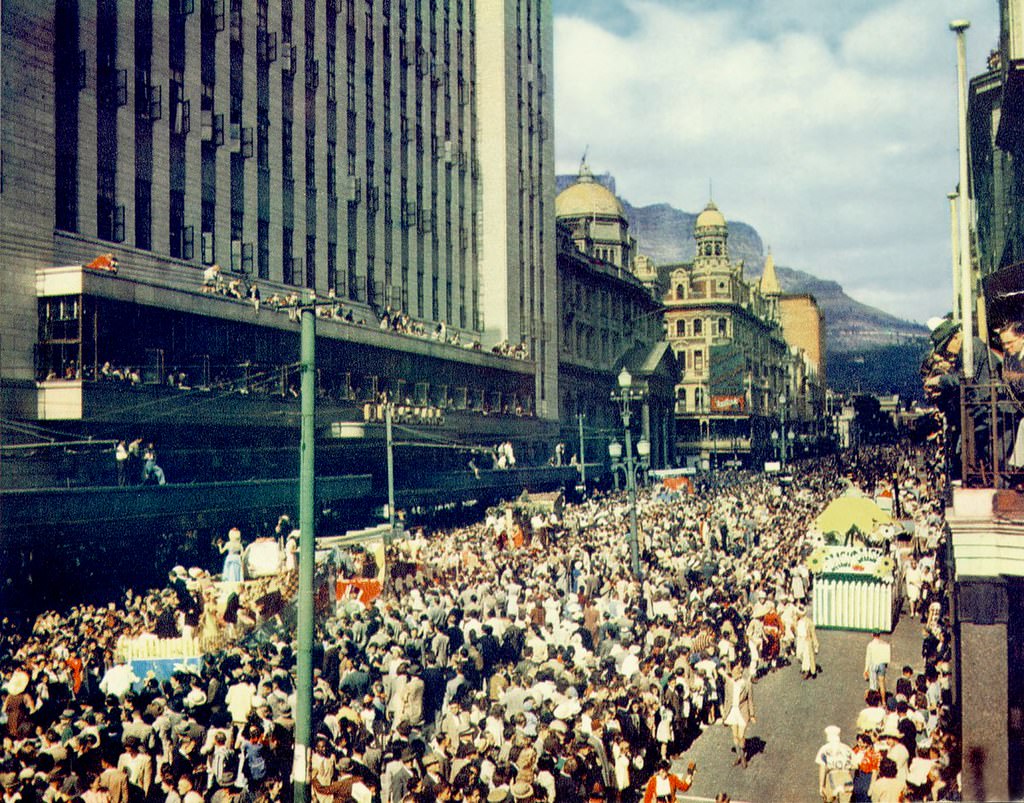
[{"x1": 552, "y1": 0, "x2": 999, "y2": 324}]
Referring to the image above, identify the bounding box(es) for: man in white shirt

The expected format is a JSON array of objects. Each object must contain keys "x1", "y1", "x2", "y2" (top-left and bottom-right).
[
  {"x1": 815, "y1": 725, "x2": 855, "y2": 803},
  {"x1": 863, "y1": 632, "x2": 892, "y2": 701}
]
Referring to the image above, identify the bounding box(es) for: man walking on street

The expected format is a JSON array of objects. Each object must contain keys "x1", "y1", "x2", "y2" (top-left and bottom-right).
[
  {"x1": 722, "y1": 664, "x2": 755, "y2": 768},
  {"x1": 816, "y1": 725, "x2": 855, "y2": 803},
  {"x1": 864, "y1": 632, "x2": 891, "y2": 702}
]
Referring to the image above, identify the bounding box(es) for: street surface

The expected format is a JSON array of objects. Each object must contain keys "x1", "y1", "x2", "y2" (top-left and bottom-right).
[{"x1": 674, "y1": 611, "x2": 922, "y2": 802}]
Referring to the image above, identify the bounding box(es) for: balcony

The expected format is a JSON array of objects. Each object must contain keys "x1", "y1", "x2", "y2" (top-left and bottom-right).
[{"x1": 959, "y1": 380, "x2": 1024, "y2": 490}]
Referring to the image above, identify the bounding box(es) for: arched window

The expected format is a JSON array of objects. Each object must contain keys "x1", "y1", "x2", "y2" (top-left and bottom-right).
[
  {"x1": 718, "y1": 317, "x2": 728, "y2": 337},
  {"x1": 676, "y1": 284, "x2": 685, "y2": 299},
  {"x1": 694, "y1": 387, "x2": 705, "y2": 411},
  {"x1": 675, "y1": 320, "x2": 686, "y2": 337},
  {"x1": 704, "y1": 244, "x2": 713, "y2": 256},
  {"x1": 693, "y1": 318, "x2": 703, "y2": 335},
  {"x1": 714, "y1": 243, "x2": 722, "y2": 256}
]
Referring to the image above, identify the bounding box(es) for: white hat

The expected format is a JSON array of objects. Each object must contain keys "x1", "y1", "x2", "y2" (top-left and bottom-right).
[{"x1": 824, "y1": 725, "x2": 841, "y2": 743}]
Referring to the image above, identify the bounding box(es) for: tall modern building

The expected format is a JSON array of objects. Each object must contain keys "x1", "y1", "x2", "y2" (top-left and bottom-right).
[{"x1": 0, "y1": 0, "x2": 557, "y2": 419}]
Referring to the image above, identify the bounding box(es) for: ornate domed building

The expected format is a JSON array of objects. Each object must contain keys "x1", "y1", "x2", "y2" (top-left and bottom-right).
[
  {"x1": 660, "y1": 199, "x2": 794, "y2": 468},
  {"x1": 553, "y1": 161, "x2": 677, "y2": 470},
  {"x1": 555, "y1": 161, "x2": 635, "y2": 271}
]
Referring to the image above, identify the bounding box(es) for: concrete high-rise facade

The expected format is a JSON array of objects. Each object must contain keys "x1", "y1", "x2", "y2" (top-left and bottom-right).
[
  {"x1": 0, "y1": 0, "x2": 557, "y2": 418},
  {"x1": 475, "y1": 0, "x2": 556, "y2": 418}
]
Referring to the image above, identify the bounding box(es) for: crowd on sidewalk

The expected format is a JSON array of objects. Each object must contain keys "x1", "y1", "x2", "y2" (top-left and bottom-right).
[
  {"x1": 0, "y1": 444, "x2": 960, "y2": 803},
  {"x1": 815, "y1": 451, "x2": 961, "y2": 803}
]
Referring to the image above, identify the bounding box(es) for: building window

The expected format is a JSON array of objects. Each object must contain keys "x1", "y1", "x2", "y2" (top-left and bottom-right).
[
  {"x1": 694, "y1": 350, "x2": 704, "y2": 371},
  {"x1": 675, "y1": 284, "x2": 685, "y2": 300},
  {"x1": 693, "y1": 318, "x2": 703, "y2": 335},
  {"x1": 718, "y1": 317, "x2": 728, "y2": 337},
  {"x1": 675, "y1": 320, "x2": 685, "y2": 338}
]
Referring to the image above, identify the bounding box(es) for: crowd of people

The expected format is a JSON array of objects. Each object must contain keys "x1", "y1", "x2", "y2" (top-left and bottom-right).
[
  {"x1": 921, "y1": 314, "x2": 1024, "y2": 485},
  {"x1": 196, "y1": 268, "x2": 499, "y2": 360},
  {"x1": 1, "y1": 444, "x2": 961, "y2": 803},
  {"x1": 817, "y1": 588, "x2": 958, "y2": 802}
]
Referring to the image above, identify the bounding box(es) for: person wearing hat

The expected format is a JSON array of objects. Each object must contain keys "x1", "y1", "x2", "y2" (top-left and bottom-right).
[
  {"x1": 923, "y1": 314, "x2": 996, "y2": 478},
  {"x1": 794, "y1": 603, "x2": 819, "y2": 680},
  {"x1": 487, "y1": 786, "x2": 511, "y2": 803},
  {"x1": 722, "y1": 663, "x2": 754, "y2": 768},
  {"x1": 879, "y1": 725, "x2": 910, "y2": 787},
  {"x1": 311, "y1": 755, "x2": 357, "y2": 803},
  {"x1": 815, "y1": 725, "x2": 854, "y2": 803},
  {"x1": 509, "y1": 780, "x2": 534, "y2": 802},
  {"x1": 421, "y1": 753, "x2": 445, "y2": 796}
]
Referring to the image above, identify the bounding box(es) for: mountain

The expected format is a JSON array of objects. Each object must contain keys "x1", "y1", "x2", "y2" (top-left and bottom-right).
[
  {"x1": 620, "y1": 200, "x2": 930, "y2": 354},
  {"x1": 556, "y1": 173, "x2": 930, "y2": 396}
]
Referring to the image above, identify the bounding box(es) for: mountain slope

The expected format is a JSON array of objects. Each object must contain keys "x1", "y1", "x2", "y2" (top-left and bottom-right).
[{"x1": 620, "y1": 200, "x2": 929, "y2": 353}]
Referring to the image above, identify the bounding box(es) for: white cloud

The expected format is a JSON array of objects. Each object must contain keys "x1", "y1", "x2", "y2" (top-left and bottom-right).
[{"x1": 553, "y1": 0, "x2": 998, "y2": 322}]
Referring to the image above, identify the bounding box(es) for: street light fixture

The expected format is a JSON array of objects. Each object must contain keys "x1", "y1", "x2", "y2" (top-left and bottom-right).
[
  {"x1": 776, "y1": 393, "x2": 793, "y2": 469},
  {"x1": 950, "y1": 19, "x2": 974, "y2": 377},
  {"x1": 610, "y1": 368, "x2": 648, "y2": 579}
]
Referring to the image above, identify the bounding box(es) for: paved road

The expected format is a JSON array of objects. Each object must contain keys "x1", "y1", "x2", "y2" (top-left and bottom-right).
[{"x1": 669, "y1": 611, "x2": 923, "y2": 803}]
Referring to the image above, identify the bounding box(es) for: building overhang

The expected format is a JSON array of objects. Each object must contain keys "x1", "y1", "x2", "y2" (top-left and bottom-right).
[
  {"x1": 996, "y1": 59, "x2": 1024, "y2": 152},
  {"x1": 947, "y1": 487, "x2": 1024, "y2": 579},
  {"x1": 38, "y1": 265, "x2": 534, "y2": 375}
]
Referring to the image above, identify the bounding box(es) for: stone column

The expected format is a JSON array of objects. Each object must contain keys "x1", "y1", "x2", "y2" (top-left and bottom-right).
[{"x1": 957, "y1": 578, "x2": 1009, "y2": 802}]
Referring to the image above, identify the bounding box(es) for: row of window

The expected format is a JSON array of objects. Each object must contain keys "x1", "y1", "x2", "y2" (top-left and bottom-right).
[
  {"x1": 672, "y1": 317, "x2": 729, "y2": 339},
  {"x1": 52, "y1": 0, "x2": 489, "y2": 329}
]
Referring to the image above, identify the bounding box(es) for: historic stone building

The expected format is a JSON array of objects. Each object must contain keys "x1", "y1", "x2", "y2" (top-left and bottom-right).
[
  {"x1": 658, "y1": 201, "x2": 792, "y2": 467},
  {"x1": 553, "y1": 163, "x2": 675, "y2": 470}
]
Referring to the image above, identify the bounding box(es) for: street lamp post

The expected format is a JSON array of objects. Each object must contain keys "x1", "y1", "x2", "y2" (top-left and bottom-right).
[
  {"x1": 950, "y1": 18, "x2": 974, "y2": 377},
  {"x1": 610, "y1": 368, "x2": 649, "y2": 580},
  {"x1": 779, "y1": 393, "x2": 787, "y2": 467}
]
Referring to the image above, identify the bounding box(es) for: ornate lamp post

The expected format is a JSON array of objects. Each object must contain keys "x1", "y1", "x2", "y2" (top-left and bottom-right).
[{"x1": 610, "y1": 368, "x2": 649, "y2": 579}]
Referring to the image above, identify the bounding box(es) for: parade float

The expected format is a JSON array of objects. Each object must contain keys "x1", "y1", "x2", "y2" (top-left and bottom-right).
[
  {"x1": 809, "y1": 492, "x2": 901, "y2": 631},
  {"x1": 807, "y1": 545, "x2": 899, "y2": 631}
]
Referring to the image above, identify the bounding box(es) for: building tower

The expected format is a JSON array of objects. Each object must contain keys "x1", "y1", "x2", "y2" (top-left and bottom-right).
[
  {"x1": 693, "y1": 200, "x2": 730, "y2": 271},
  {"x1": 759, "y1": 249, "x2": 781, "y2": 320},
  {"x1": 0, "y1": 0, "x2": 558, "y2": 421},
  {"x1": 476, "y1": 0, "x2": 557, "y2": 419},
  {"x1": 554, "y1": 160, "x2": 634, "y2": 270}
]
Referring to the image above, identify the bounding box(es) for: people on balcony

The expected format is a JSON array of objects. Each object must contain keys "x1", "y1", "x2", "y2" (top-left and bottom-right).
[
  {"x1": 921, "y1": 316, "x2": 998, "y2": 481},
  {"x1": 998, "y1": 322, "x2": 1024, "y2": 473}
]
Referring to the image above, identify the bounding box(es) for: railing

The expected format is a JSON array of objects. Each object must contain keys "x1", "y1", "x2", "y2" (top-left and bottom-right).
[{"x1": 960, "y1": 380, "x2": 1024, "y2": 488}]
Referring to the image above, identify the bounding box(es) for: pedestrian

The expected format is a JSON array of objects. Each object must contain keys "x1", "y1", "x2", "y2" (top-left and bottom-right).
[
  {"x1": 863, "y1": 633, "x2": 891, "y2": 701},
  {"x1": 142, "y1": 442, "x2": 166, "y2": 485},
  {"x1": 794, "y1": 604, "x2": 819, "y2": 679},
  {"x1": 722, "y1": 663, "x2": 754, "y2": 768},
  {"x1": 815, "y1": 725, "x2": 855, "y2": 803}
]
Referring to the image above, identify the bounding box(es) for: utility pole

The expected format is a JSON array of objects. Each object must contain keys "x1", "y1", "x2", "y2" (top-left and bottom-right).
[
  {"x1": 385, "y1": 402, "x2": 395, "y2": 536},
  {"x1": 951, "y1": 19, "x2": 974, "y2": 376},
  {"x1": 948, "y1": 191, "x2": 961, "y2": 322},
  {"x1": 294, "y1": 307, "x2": 315, "y2": 803},
  {"x1": 577, "y1": 412, "x2": 586, "y2": 491}
]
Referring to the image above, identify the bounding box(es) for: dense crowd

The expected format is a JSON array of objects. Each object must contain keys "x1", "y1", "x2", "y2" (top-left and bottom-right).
[{"x1": 1, "y1": 444, "x2": 960, "y2": 803}]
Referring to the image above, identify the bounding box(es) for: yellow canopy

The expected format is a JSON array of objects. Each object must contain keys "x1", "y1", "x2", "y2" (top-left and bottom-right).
[{"x1": 814, "y1": 496, "x2": 893, "y2": 536}]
